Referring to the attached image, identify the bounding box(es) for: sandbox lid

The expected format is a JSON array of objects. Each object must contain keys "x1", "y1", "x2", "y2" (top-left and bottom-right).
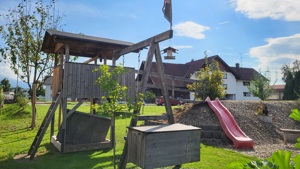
[{"x1": 128, "y1": 123, "x2": 201, "y2": 133}]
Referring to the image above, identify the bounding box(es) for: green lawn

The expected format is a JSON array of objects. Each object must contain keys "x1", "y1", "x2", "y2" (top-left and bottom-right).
[{"x1": 0, "y1": 103, "x2": 257, "y2": 169}]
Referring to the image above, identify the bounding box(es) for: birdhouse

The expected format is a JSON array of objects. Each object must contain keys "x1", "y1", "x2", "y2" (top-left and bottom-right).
[{"x1": 162, "y1": 46, "x2": 178, "y2": 60}]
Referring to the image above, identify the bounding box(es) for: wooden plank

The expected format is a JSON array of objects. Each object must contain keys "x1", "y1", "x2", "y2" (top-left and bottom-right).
[
  {"x1": 54, "y1": 43, "x2": 64, "y2": 53},
  {"x1": 82, "y1": 55, "x2": 100, "y2": 64},
  {"x1": 66, "y1": 99, "x2": 84, "y2": 119},
  {"x1": 137, "y1": 115, "x2": 168, "y2": 121},
  {"x1": 154, "y1": 43, "x2": 174, "y2": 124},
  {"x1": 135, "y1": 70, "x2": 203, "y2": 83},
  {"x1": 51, "y1": 136, "x2": 61, "y2": 152},
  {"x1": 115, "y1": 30, "x2": 173, "y2": 57},
  {"x1": 63, "y1": 139, "x2": 112, "y2": 153},
  {"x1": 146, "y1": 84, "x2": 203, "y2": 93}
]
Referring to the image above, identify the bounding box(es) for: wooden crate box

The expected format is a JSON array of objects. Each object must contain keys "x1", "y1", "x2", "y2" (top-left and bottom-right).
[{"x1": 127, "y1": 123, "x2": 201, "y2": 169}]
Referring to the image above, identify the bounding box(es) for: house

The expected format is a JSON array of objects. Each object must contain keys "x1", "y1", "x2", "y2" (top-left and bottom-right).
[
  {"x1": 138, "y1": 55, "x2": 263, "y2": 100},
  {"x1": 269, "y1": 85, "x2": 285, "y2": 100},
  {"x1": 44, "y1": 76, "x2": 52, "y2": 102}
]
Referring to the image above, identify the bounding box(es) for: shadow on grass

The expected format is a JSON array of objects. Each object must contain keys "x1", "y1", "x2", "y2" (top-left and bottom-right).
[
  {"x1": 2, "y1": 105, "x2": 30, "y2": 119},
  {"x1": 0, "y1": 143, "x2": 124, "y2": 169}
]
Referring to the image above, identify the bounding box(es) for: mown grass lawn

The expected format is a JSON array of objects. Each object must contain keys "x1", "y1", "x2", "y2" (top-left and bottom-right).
[{"x1": 0, "y1": 103, "x2": 258, "y2": 169}]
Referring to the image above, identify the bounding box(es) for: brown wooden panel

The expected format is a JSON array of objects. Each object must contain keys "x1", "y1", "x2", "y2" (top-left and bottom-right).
[
  {"x1": 63, "y1": 62, "x2": 135, "y2": 99},
  {"x1": 52, "y1": 66, "x2": 60, "y2": 96}
]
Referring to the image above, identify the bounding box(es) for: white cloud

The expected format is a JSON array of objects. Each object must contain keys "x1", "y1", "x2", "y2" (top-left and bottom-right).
[
  {"x1": 249, "y1": 34, "x2": 300, "y2": 83},
  {"x1": 173, "y1": 45, "x2": 193, "y2": 49},
  {"x1": 173, "y1": 21, "x2": 210, "y2": 39},
  {"x1": 218, "y1": 21, "x2": 229, "y2": 25},
  {"x1": 0, "y1": 62, "x2": 17, "y2": 80},
  {"x1": 231, "y1": 0, "x2": 300, "y2": 21}
]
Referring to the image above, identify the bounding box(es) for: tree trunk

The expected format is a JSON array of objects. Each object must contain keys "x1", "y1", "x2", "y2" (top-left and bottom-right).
[
  {"x1": 0, "y1": 88, "x2": 3, "y2": 115},
  {"x1": 31, "y1": 84, "x2": 37, "y2": 129}
]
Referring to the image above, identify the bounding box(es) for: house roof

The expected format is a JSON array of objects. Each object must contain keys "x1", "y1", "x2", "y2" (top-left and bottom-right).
[
  {"x1": 41, "y1": 29, "x2": 134, "y2": 60},
  {"x1": 271, "y1": 84, "x2": 285, "y2": 91},
  {"x1": 139, "y1": 55, "x2": 261, "y2": 88}
]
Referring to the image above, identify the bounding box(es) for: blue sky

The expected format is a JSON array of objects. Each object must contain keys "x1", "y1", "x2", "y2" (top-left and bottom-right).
[{"x1": 1, "y1": 0, "x2": 300, "y2": 87}]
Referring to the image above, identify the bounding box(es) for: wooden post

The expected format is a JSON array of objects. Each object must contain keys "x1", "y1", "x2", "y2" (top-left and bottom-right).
[
  {"x1": 154, "y1": 43, "x2": 174, "y2": 124},
  {"x1": 31, "y1": 84, "x2": 37, "y2": 129},
  {"x1": 58, "y1": 50, "x2": 64, "y2": 129},
  {"x1": 0, "y1": 88, "x2": 3, "y2": 115},
  {"x1": 172, "y1": 79, "x2": 175, "y2": 98},
  {"x1": 61, "y1": 44, "x2": 70, "y2": 152}
]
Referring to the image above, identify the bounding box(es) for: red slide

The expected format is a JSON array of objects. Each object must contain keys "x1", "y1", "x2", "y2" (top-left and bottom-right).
[{"x1": 205, "y1": 97, "x2": 254, "y2": 149}]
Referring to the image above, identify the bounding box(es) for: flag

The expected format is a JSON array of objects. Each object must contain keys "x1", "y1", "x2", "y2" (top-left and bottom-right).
[{"x1": 162, "y1": 0, "x2": 172, "y2": 27}]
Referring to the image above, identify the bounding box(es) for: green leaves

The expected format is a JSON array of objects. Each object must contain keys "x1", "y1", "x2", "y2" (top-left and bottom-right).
[
  {"x1": 93, "y1": 65, "x2": 135, "y2": 116},
  {"x1": 244, "y1": 160, "x2": 277, "y2": 169},
  {"x1": 290, "y1": 109, "x2": 300, "y2": 122},
  {"x1": 245, "y1": 150, "x2": 300, "y2": 169},
  {"x1": 270, "y1": 150, "x2": 293, "y2": 169},
  {"x1": 247, "y1": 69, "x2": 273, "y2": 101},
  {"x1": 187, "y1": 54, "x2": 225, "y2": 100}
]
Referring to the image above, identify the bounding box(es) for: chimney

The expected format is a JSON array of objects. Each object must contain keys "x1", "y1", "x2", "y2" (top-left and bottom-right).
[{"x1": 235, "y1": 63, "x2": 240, "y2": 77}]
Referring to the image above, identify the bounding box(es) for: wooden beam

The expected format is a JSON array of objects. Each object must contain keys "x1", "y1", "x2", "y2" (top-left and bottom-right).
[
  {"x1": 66, "y1": 99, "x2": 84, "y2": 119},
  {"x1": 135, "y1": 70, "x2": 203, "y2": 83},
  {"x1": 137, "y1": 115, "x2": 168, "y2": 121},
  {"x1": 83, "y1": 55, "x2": 100, "y2": 64},
  {"x1": 154, "y1": 43, "x2": 174, "y2": 124},
  {"x1": 115, "y1": 30, "x2": 173, "y2": 57},
  {"x1": 54, "y1": 43, "x2": 64, "y2": 54},
  {"x1": 146, "y1": 84, "x2": 204, "y2": 93}
]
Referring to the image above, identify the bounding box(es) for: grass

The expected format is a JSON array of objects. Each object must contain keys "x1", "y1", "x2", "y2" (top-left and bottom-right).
[{"x1": 0, "y1": 103, "x2": 258, "y2": 169}]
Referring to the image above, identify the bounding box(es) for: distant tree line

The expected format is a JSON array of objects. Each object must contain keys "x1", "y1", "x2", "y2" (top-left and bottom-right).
[{"x1": 282, "y1": 60, "x2": 300, "y2": 100}]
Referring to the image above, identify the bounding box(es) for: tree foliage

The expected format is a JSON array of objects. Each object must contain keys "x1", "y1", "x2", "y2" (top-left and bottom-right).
[
  {"x1": 0, "y1": 78, "x2": 11, "y2": 92},
  {"x1": 282, "y1": 59, "x2": 300, "y2": 100},
  {"x1": 92, "y1": 65, "x2": 134, "y2": 115},
  {"x1": 0, "y1": 0, "x2": 63, "y2": 128},
  {"x1": 247, "y1": 70, "x2": 273, "y2": 101},
  {"x1": 187, "y1": 55, "x2": 225, "y2": 100}
]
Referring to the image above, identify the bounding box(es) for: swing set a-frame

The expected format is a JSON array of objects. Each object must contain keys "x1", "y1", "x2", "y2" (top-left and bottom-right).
[{"x1": 28, "y1": 28, "x2": 201, "y2": 168}]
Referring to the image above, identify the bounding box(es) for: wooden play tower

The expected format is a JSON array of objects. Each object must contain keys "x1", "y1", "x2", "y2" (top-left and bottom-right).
[{"x1": 27, "y1": 29, "x2": 137, "y2": 159}]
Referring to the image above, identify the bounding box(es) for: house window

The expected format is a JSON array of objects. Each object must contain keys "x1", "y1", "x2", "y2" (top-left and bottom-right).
[
  {"x1": 223, "y1": 84, "x2": 227, "y2": 90},
  {"x1": 223, "y1": 73, "x2": 227, "y2": 79},
  {"x1": 243, "y1": 82, "x2": 250, "y2": 86},
  {"x1": 243, "y1": 92, "x2": 251, "y2": 97}
]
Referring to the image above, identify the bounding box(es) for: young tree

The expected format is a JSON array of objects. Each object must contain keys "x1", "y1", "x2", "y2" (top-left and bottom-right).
[
  {"x1": 0, "y1": 78, "x2": 11, "y2": 92},
  {"x1": 187, "y1": 55, "x2": 225, "y2": 100},
  {"x1": 247, "y1": 70, "x2": 273, "y2": 101},
  {"x1": 0, "y1": 0, "x2": 63, "y2": 129},
  {"x1": 93, "y1": 65, "x2": 142, "y2": 167}
]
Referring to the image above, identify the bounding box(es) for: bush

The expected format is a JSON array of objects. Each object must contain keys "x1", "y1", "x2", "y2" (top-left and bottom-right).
[{"x1": 16, "y1": 95, "x2": 29, "y2": 110}]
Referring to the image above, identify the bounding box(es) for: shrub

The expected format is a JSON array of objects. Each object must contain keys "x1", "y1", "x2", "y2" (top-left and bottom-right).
[{"x1": 16, "y1": 95, "x2": 29, "y2": 110}]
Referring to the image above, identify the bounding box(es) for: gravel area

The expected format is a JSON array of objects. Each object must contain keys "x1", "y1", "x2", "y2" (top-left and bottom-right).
[{"x1": 173, "y1": 100, "x2": 300, "y2": 158}]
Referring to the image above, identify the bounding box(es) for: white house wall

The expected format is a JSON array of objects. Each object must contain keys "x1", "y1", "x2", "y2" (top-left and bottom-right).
[
  {"x1": 45, "y1": 85, "x2": 52, "y2": 102},
  {"x1": 235, "y1": 81, "x2": 259, "y2": 100}
]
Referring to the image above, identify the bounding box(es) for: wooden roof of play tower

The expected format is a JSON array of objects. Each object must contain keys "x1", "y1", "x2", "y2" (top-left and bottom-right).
[{"x1": 41, "y1": 29, "x2": 135, "y2": 59}]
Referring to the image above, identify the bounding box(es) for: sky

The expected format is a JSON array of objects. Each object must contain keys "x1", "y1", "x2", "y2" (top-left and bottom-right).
[{"x1": 1, "y1": 0, "x2": 300, "y2": 87}]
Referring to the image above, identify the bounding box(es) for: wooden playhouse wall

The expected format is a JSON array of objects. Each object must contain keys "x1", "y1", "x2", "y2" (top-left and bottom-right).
[{"x1": 54, "y1": 62, "x2": 136, "y2": 100}]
